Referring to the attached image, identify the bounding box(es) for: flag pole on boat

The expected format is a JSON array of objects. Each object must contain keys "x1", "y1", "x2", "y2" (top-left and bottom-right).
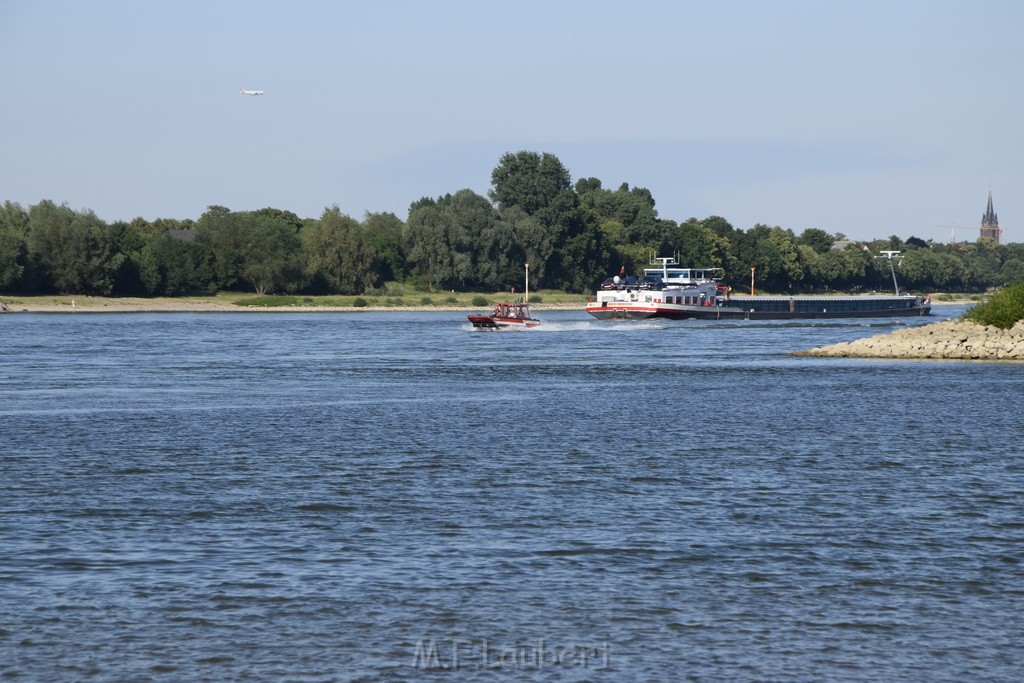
[{"x1": 525, "y1": 263, "x2": 530, "y2": 303}]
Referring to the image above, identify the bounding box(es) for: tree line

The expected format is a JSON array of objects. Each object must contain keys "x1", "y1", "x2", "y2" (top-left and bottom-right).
[{"x1": 2, "y1": 151, "x2": 1022, "y2": 297}]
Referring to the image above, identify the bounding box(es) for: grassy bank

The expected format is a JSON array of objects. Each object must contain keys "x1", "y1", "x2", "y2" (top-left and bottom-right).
[
  {"x1": 230, "y1": 288, "x2": 584, "y2": 309},
  {"x1": 0, "y1": 289, "x2": 588, "y2": 313},
  {"x1": 0, "y1": 288, "x2": 990, "y2": 313}
]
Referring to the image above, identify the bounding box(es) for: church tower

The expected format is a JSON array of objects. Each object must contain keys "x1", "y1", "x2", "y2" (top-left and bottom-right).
[{"x1": 980, "y1": 191, "x2": 1003, "y2": 244}]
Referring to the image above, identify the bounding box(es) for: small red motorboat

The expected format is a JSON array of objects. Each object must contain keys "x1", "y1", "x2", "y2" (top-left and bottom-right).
[{"x1": 467, "y1": 301, "x2": 540, "y2": 329}]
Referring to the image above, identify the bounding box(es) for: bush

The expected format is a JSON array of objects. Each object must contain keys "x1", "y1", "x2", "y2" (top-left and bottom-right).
[
  {"x1": 420, "y1": 296, "x2": 434, "y2": 306},
  {"x1": 444, "y1": 295, "x2": 458, "y2": 304},
  {"x1": 352, "y1": 297, "x2": 368, "y2": 308},
  {"x1": 964, "y1": 282, "x2": 1024, "y2": 329},
  {"x1": 471, "y1": 295, "x2": 489, "y2": 307},
  {"x1": 403, "y1": 275, "x2": 433, "y2": 292},
  {"x1": 235, "y1": 295, "x2": 300, "y2": 307},
  {"x1": 528, "y1": 294, "x2": 542, "y2": 304}
]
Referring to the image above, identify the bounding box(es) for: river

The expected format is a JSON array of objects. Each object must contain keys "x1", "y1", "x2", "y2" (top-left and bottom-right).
[{"x1": 2, "y1": 305, "x2": 1022, "y2": 681}]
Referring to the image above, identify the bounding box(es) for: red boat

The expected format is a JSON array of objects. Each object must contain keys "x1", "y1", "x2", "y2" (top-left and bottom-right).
[{"x1": 467, "y1": 301, "x2": 540, "y2": 329}]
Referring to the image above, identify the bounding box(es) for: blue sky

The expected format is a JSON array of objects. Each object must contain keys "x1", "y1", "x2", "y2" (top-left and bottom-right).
[{"x1": 2, "y1": 0, "x2": 1020, "y2": 242}]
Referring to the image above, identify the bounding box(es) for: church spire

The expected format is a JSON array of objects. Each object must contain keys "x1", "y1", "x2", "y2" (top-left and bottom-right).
[
  {"x1": 983, "y1": 191, "x2": 997, "y2": 225},
  {"x1": 980, "y1": 191, "x2": 1001, "y2": 243}
]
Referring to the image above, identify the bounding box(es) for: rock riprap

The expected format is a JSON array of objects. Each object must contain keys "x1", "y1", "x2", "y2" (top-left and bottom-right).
[{"x1": 795, "y1": 318, "x2": 1024, "y2": 360}]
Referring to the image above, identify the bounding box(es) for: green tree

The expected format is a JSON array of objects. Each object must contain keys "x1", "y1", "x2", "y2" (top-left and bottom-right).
[
  {"x1": 138, "y1": 231, "x2": 214, "y2": 295},
  {"x1": 668, "y1": 220, "x2": 721, "y2": 269},
  {"x1": 363, "y1": 212, "x2": 407, "y2": 282},
  {"x1": 196, "y1": 206, "x2": 303, "y2": 293},
  {"x1": 405, "y1": 190, "x2": 510, "y2": 290},
  {"x1": 106, "y1": 220, "x2": 150, "y2": 296},
  {"x1": 958, "y1": 242, "x2": 1002, "y2": 291},
  {"x1": 445, "y1": 189, "x2": 497, "y2": 289},
  {"x1": 240, "y1": 212, "x2": 305, "y2": 294},
  {"x1": 899, "y1": 249, "x2": 940, "y2": 290},
  {"x1": 254, "y1": 207, "x2": 304, "y2": 233},
  {"x1": 196, "y1": 206, "x2": 245, "y2": 289},
  {"x1": 500, "y1": 206, "x2": 551, "y2": 288},
  {"x1": 741, "y1": 225, "x2": 802, "y2": 292},
  {"x1": 577, "y1": 180, "x2": 661, "y2": 247},
  {"x1": 702, "y1": 215, "x2": 737, "y2": 239},
  {"x1": 1000, "y1": 258, "x2": 1024, "y2": 285},
  {"x1": 26, "y1": 201, "x2": 123, "y2": 294},
  {"x1": 797, "y1": 227, "x2": 834, "y2": 254},
  {"x1": 796, "y1": 244, "x2": 822, "y2": 290},
  {"x1": 489, "y1": 151, "x2": 571, "y2": 214},
  {"x1": 545, "y1": 193, "x2": 607, "y2": 291},
  {"x1": 406, "y1": 197, "x2": 451, "y2": 289},
  {"x1": 303, "y1": 206, "x2": 376, "y2": 294},
  {"x1": 0, "y1": 201, "x2": 29, "y2": 291},
  {"x1": 489, "y1": 151, "x2": 607, "y2": 291}
]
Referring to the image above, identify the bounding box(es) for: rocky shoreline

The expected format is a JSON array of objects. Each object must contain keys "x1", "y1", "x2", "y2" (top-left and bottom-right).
[{"x1": 795, "y1": 318, "x2": 1024, "y2": 361}]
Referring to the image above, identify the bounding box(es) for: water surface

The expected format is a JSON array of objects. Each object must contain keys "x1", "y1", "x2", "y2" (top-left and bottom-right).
[{"x1": 2, "y1": 305, "x2": 1022, "y2": 680}]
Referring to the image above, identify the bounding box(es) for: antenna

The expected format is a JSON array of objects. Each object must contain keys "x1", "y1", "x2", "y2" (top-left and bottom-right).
[{"x1": 876, "y1": 250, "x2": 904, "y2": 295}]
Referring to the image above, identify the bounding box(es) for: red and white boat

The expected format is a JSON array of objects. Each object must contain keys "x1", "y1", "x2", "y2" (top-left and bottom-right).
[
  {"x1": 468, "y1": 263, "x2": 541, "y2": 329},
  {"x1": 468, "y1": 301, "x2": 540, "y2": 329}
]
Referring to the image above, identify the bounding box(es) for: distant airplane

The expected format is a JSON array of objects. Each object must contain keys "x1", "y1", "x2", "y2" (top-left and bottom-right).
[{"x1": 240, "y1": 88, "x2": 264, "y2": 96}]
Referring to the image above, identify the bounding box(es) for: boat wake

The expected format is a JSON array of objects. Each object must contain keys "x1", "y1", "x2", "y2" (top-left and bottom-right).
[
  {"x1": 534, "y1": 321, "x2": 669, "y2": 332},
  {"x1": 463, "y1": 320, "x2": 669, "y2": 333}
]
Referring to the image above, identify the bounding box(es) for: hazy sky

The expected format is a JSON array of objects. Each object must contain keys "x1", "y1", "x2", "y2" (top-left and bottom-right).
[{"x1": 2, "y1": 0, "x2": 1020, "y2": 242}]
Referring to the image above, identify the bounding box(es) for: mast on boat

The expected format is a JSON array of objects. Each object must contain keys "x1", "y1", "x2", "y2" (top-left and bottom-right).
[
  {"x1": 877, "y1": 250, "x2": 904, "y2": 296},
  {"x1": 524, "y1": 262, "x2": 529, "y2": 303},
  {"x1": 651, "y1": 256, "x2": 675, "y2": 282}
]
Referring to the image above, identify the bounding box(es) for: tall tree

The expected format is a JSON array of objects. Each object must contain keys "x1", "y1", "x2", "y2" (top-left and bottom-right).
[
  {"x1": 239, "y1": 212, "x2": 305, "y2": 294},
  {"x1": 196, "y1": 206, "x2": 303, "y2": 293},
  {"x1": 138, "y1": 231, "x2": 214, "y2": 296},
  {"x1": 26, "y1": 201, "x2": 122, "y2": 294},
  {"x1": 740, "y1": 225, "x2": 802, "y2": 292},
  {"x1": 489, "y1": 151, "x2": 571, "y2": 214},
  {"x1": 195, "y1": 206, "x2": 245, "y2": 289},
  {"x1": 489, "y1": 151, "x2": 605, "y2": 291},
  {"x1": 303, "y1": 206, "x2": 375, "y2": 294},
  {"x1": 363, "y1": 212, "x2": 407, "y2": 283},
  {"x1": 577, "y1": 180, "x2": 661, "y2": 246},
  {"x1": 797, "y1": 227, "x2": 834, "y2": 254},
  {"x1": 669, "y1": 220, "x2": 722, "y2": 269},
  {"x1": 445, "y1": 189, "x2": 502, "y2": 289},
  {"x1": 499, "y1": 206, "x2": 550, "y2": 289},
  {"x1": 406, "y1": 197, "x2": 452, "y2": 289},
  {"x1": 0, "y1": 201, "x2": 29, "y2": 291}
]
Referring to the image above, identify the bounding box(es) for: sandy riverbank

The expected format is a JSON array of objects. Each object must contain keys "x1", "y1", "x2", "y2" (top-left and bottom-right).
[
  {"x1": 0, "y1": 296, "x2": 588, "y2": 314},
  {"x1": 0, "y1": 294, "x2": 980, "y2": 314}
]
